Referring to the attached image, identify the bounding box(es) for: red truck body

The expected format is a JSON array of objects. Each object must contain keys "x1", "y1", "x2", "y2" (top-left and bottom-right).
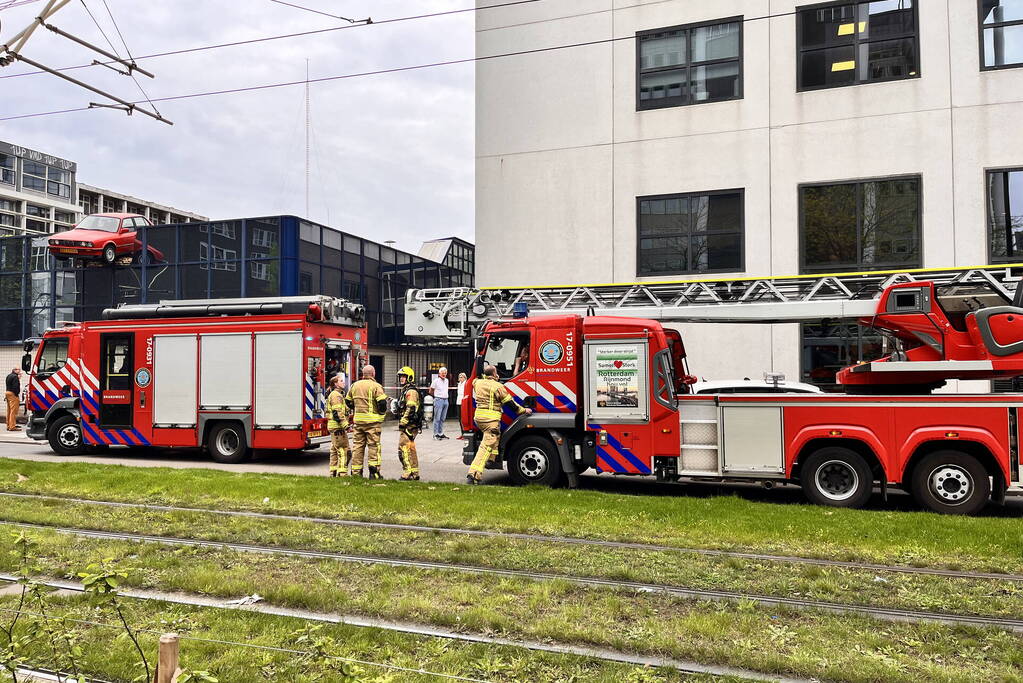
[
  {"x1": 25, "y1": 297, "x2": 366, "y2": 462},
  {"x1": 459, "y1": 281, "x2": 1023, "y2": 514}
]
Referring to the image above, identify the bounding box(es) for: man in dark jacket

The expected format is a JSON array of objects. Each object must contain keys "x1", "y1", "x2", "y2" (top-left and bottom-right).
[{"x1": 5, "y1": 368, "x2": 21, "y2": 431}]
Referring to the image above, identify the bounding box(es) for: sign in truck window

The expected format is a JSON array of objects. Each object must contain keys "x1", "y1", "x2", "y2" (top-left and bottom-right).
[{"x1": 593, "y1": 345, "x2": 641, "y2": 408}]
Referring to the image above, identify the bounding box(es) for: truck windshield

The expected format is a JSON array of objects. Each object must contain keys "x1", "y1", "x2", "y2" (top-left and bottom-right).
[
  {"x1": 76, "y1": 215, "x2": 121, "y2": 232},
  {"x1": 36, "y1": 338, "x2": 69, "y2": 374},
  {"x1": 483, "y1": 332, "x2": 529, "y2": 379},
  {"x1": 935, "y1": 283, "x2": 1010, "y2": 332}
]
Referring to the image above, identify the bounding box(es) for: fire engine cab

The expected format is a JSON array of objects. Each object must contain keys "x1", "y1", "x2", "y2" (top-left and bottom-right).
[
  {"x1": 406, "y1": 268, "x2": 1023, "y2": 514},
  {"x1": 24, "y1": 296, "x2": 367, "y2": 463}
]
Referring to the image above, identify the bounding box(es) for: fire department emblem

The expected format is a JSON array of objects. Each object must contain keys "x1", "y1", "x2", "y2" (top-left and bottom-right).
[
  {"x1": 135, "y1": 368, "x2": 152, "y2": 388},
  {"x1": 539, "y1": 340, "x2": 564, "y2": 365}
]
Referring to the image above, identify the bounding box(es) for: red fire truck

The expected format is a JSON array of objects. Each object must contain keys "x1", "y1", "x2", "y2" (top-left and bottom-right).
[
  {"x1": 23, "y1": 296, "x2": 367, "y2": 463},
  {"x1": 405, "y1": 268, "x2": 1023, "y2": 514}
]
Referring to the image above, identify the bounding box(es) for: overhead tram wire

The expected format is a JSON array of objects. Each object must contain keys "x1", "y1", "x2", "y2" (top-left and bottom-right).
[
  {"x1": 266, "y1": 0, "x2": 369, "y2": 23},
  {"x1": 95, "y1": 0, "x2": 162, "y2": 116},
  {"x1": 0, "y1": 10, "x2": 807, "y2": 124},
  {"x1": 0, "y1": 0, "x2": 544, "y2": 80}
]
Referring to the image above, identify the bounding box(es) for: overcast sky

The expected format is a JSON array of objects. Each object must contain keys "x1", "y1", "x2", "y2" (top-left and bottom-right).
[{"x1": 0, "y1": 0, "x2": 475, "y2": 255}]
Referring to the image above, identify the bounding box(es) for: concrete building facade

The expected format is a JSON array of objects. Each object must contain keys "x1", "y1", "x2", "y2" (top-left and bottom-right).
[
  {"x1": 78, "y1": 183, "x2": 206, "y2": 225},
  {"x1": 476, "y1": 0, "x2": 1023, "y2": 389}
]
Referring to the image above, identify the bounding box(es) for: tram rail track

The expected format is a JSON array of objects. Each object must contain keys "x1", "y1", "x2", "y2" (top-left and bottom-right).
[
  {"x1": 0, "y1": 490, "x2": 1019, "y2": 583},
  {"x1": 4, "y1": 520, "x2": 1023, "y2": 634}
]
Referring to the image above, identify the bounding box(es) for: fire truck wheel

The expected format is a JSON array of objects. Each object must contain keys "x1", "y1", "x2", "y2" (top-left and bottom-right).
[
  {"x1": 911, "y1": 451, "x2": 990, "y2": 515},
  {"x1": 207, "y1": 422, "x2": 250, "y2": 464},
  {"x1": 102, "y1": 244, "x2": 117, "y2": 264},
  {"x1": 800, "y1": 447, "x2": 873, "y2": 509},
  {"x1": 47, "y1": 415, "x2": 84, "y2": 456},
  {"x1": 507, "y1": 435, "x2": 563, "y2": 487}
]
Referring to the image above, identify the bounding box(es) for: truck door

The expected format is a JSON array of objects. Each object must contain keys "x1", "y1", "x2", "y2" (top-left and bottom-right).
[
  {"x1": 481, "y1": 331, "x2": 535, "y2": 416},
  {"x1": 99, "y1": 333, "x2": 134, "y2": 429}
]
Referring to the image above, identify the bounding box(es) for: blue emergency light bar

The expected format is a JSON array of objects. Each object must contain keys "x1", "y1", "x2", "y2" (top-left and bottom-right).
[{"x1": 512, "y1": 302, "x2": 529, "y2": 318}]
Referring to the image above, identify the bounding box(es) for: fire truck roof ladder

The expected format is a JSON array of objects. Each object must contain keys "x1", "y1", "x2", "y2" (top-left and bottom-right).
[
  {"x1": 102, "y1": 296, "x2": 366, "y2": 325},
  {"x1": 404, "y1": 265, "x2": 1023, "y2": 338}
]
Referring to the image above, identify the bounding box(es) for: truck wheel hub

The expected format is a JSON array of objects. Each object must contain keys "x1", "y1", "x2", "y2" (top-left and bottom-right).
[
  {"x1": 216, "y1": 430, "x2": 240, "y2": 454},
  {"x1": 930, "y1": 466, "x2": 972, "y2": 503},
  {"x1": 815, "y1": 460, "x2": 858, "y2": 501},
  {"x1": 58, "y1": 425, "x2": 80, "y2": 448},
  {"x1": 519, "y1": 447, "x2": 548, "y2": 478}
]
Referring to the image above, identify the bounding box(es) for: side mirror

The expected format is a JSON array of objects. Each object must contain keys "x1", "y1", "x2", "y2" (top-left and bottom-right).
[
  {"x1": 23, "y1": 340, "x2": 34, "y2": 352},
  {"x1": 522, "y1": 396, "x2": 536, "y2": 409},
  {"x1": 21, "y1": 354, "x2": 31, "y2": 372}
]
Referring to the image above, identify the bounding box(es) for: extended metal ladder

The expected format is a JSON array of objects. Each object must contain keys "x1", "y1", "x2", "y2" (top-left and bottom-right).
[{"x1": 404, "y1": 265, "x2": 1023, "y2": 339}]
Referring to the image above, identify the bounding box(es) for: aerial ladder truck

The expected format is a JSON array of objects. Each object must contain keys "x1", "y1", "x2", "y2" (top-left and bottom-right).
[{"x1": 404, "y1": 266, "x2": 1023, "y2": 515}]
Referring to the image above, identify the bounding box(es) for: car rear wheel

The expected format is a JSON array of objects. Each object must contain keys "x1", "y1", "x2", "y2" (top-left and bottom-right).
[
  {"x1": 102, "y1": 243, "x2": 117, "y2": 264},
  {"x1": 800, "y1": 446, "x2": 874, "y2": 509},
  {"x1": 47, "y1": 414, "x2": 84, "y2": 456},
  {"x1": 911, "y1": 450, "x2": 990, "y2": 515},
  {"x1": 207, "y1": 422, "x2": 250, "y2": 464}
]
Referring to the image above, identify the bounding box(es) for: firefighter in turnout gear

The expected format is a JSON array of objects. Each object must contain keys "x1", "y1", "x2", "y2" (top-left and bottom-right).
[
  {"x1": 326, "y1": 375, "x2": 351, "y2": 477},
  {"x1": 346, "y1": 364, "x2": 388, "y2": 479},
  {"x1": 396, "y1": 366, "x2": 423, "y2": 480},
  {"x1": 467, "y1": 364, "x2": 531, "y2": 485}
]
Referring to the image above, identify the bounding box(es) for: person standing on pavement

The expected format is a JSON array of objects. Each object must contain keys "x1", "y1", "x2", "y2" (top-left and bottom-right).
[
  {"x1": 455, "y1": 372, "x2": 468, "y2": 440},
  {"x1": 467, "y1": 364, "x2": 531, "y2": 485},
  {"x1": 326, "y1": 375, "x2": 351, "y2": 477},
  {"x1": 5, "y1": 368, "x2": 21, "y2": 432},
  {"x1": 395, "y1": 366, "x2": 423, "y2": 481},
  {"x1": 430, "y1": 367, "x2": 450, "y2": 440},
  {"x1": 345, "y1": 365, "x2": 388, "y2": 479}
]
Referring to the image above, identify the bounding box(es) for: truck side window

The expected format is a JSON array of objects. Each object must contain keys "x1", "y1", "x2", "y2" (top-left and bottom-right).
[
  {"x1": 483, "y1": 333, "x2": 530, "y2": 380},
  {"x1": 104, "y1": 339, "x2": 132, "y2": 389},
  {"x1": 36, "y1": 338, "x2": 69, "y2": 374}
]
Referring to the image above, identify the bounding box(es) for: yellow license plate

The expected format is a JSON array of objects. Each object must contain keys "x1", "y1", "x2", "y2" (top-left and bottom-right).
[
  {"x1": 308, "y1": 430, "x2": 324, "y2": 438},
  {"x1": 56, "y1": 248, "x2": 78, "y2": 254}
]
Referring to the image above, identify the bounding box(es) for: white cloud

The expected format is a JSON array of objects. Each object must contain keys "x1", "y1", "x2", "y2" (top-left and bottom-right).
[{"x1": 0, "y1": 0, "x2": 475, "y2": 255}]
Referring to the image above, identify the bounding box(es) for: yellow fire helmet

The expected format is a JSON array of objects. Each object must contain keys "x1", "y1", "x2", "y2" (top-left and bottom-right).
[{"x1": 397, "y1": 366, "x2": 415, "y2": 383}]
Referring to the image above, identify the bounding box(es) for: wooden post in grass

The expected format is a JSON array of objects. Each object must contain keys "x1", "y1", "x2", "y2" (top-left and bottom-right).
[{"x1": 155, "y1": 632, "x2": 181, "y2": 683}]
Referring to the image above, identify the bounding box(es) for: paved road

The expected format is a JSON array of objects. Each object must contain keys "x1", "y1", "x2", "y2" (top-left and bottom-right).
[{"x1": 1, "y1": 429, "x2": 1020, "y2": 516}]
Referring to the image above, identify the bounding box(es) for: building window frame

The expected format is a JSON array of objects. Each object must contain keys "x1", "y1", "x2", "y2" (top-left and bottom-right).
[
  {"x1": 636, "y1": 188, "x2": 745, "y2": 277},
  {"x1": 796, "y1": 0, "x2": 921, "y2": 92},
  {"x1": 979, "y1": 0, "x2": 1023, "y2": 71},
  {"x1": 636, "y1": 16, "x2": 744, "y2": 111},
  {"x1": 798, "y1": 174, "x2": 923, "y2": 274},
  {"x1": 987, "y1": 166, "x2": 1023, "y2": 263}
]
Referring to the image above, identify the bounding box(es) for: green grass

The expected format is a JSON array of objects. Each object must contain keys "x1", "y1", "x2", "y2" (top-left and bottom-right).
[
  {"x1": 2, "y1": 526, "x2": 1022, "y2": 683},
  {"x1": 0, "y1": 593, "x2": 690, "y2": 683},
  {"x1": 0, "y1": 496, "x2": 1021, "y2": 620},
  {"x1": 0, "y1": 459, "x2": 1021, "y2": 573}
]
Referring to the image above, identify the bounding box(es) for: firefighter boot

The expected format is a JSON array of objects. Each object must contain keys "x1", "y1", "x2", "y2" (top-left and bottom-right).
[
  {"x1": 466, "y1": 474, "x2": 481, "y2": 486},
  {"x1": 369, "y1": 466, "x2": 382, "y2": 480}
]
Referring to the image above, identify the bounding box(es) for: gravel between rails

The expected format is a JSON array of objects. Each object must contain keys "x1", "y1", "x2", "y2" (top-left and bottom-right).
[
  {"x1": 1, "y1": 491, "x2": 1019, "y2": 582},
  {"x1": 7, "y1": 521, "x2": 1023, "y2": 634}
]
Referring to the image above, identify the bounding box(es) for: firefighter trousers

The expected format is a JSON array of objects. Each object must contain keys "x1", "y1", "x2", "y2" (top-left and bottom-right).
[
  {"x1": 351, "y1": 422, "x2": 382, "y2": 473},
  {"x1": 468, "y1": 419, "x2": 501, "y2": 480},
  {"x1": 328, "y1": 428, "x2": 350, "y2": 475},
  {"x1": 398, "y1": 426, "x2": 420, "y2": 478}
]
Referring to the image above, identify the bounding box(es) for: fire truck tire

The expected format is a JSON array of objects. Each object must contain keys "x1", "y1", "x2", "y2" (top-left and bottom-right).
[
  {"x1": 47, "y1": 415, "x2": 84, "y2": 456},
  {"x1": 507, "y1": 435, "x2": 563, "y2": 487},
  {"x1": 799, "y1": 447, "x2": 873, "y2": 509},
  {"x1": 911, "y1": 451, "x2": 990, "y2": 515},
  {"x1": 207, "y1": 422, "x2": 250, "y2": 464},
  {"x1": 102, "y1": 244, "x2": 117, "y2": 264}
]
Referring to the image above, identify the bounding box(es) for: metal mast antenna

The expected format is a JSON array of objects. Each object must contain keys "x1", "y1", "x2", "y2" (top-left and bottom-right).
[{"x1": 305, "y1": 58, "x2": 310, "y2": 220}]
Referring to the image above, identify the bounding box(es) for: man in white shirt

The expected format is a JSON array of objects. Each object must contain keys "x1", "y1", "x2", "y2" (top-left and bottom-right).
[{"x1": 430, "y1": 367, "x2": 450, "y2": 440}]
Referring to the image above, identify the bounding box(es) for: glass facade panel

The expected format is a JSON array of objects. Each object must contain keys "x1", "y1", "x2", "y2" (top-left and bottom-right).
[
  {"x1": 637, "y1": 191, "x2": 743, "y2": 275},
  {"x1": 801, "y1": 322, "x2": 885, "y2": 391},
  {"x1": 0, "y1": 274, "x2": 23, "y2": 308},
  {"x1": 984, "y1": 23, "x2": 1023, "y2": 68},
  {"x1": 0, "y1": 310, "x2": 24, "y2": 343},
  {"x1": 638, "y1": 20, "x2": 742, "y2": 110},
  {"x1": 247, "y1": 260, "x2": 279, "y2": 297},
  {"x1": 989, "y1": 169, "x2": 1023, "y2": 261}
]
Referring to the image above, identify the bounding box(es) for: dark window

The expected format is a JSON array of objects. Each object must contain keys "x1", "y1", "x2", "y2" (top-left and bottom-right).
[
  {"x1": 638, "y1": 190, "x2": 744, "y2": 276},
  {"x1": 981, "y1": 0, "x2": 1023, "y2": 69},
  {"x1": 36, "y1": 337, "x2": 69, "y2": 374},
  {"x1": 988, "y1": 168, "x2": 1023, "y2": 262},
  {"x1": 801, "y1": 322, "x2": 885, "y2": 391},
  {"x1": 299, "y1": 271, "x2": 313, "y2": 295},
  {"x1": 0, "y1": 154, "x2": 13, "y2": 186},
  {"x1": 637, "y1": 18, "x2": 742, "y2": 110},
  {"x1": 797, "y1": 1, "x2": 919, "y2": 90},
  {"x1": 800, "y1": 176, "x2": 921, "y2": 273}
]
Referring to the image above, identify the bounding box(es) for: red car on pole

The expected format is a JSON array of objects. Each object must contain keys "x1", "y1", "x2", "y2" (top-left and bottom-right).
[{"x1": 48, "y1": 213, "x2": 163, "y2": 265}]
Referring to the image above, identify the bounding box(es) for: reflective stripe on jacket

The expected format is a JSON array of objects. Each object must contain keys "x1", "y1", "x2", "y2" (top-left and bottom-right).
[
  {"x1": 347, "y1": 379, "x2": 387, "y2": 424},
  {"x1": 473, "y1": 377, "x2": 522, "y2": 422},
  {"x1": 326, "y1": 389, "x2": 348, "y2": 431}
]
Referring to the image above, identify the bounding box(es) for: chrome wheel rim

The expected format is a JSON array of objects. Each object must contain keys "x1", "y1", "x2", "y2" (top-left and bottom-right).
[
  {"x1": 216, "y1": 429, "x2": 240, "y2": 455},
  {"x1": 518, "y1": 447, "x2": 549, "y2": 479},
  {"x1": 815, "y1": 460, "x2": 859, "y2": 501},
  {"x1": 57, "y1": 424, "x2": 80, "y2": 449},
  {"x1": 928, "y1": 465, "x2": 973, "y2": 505}
]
